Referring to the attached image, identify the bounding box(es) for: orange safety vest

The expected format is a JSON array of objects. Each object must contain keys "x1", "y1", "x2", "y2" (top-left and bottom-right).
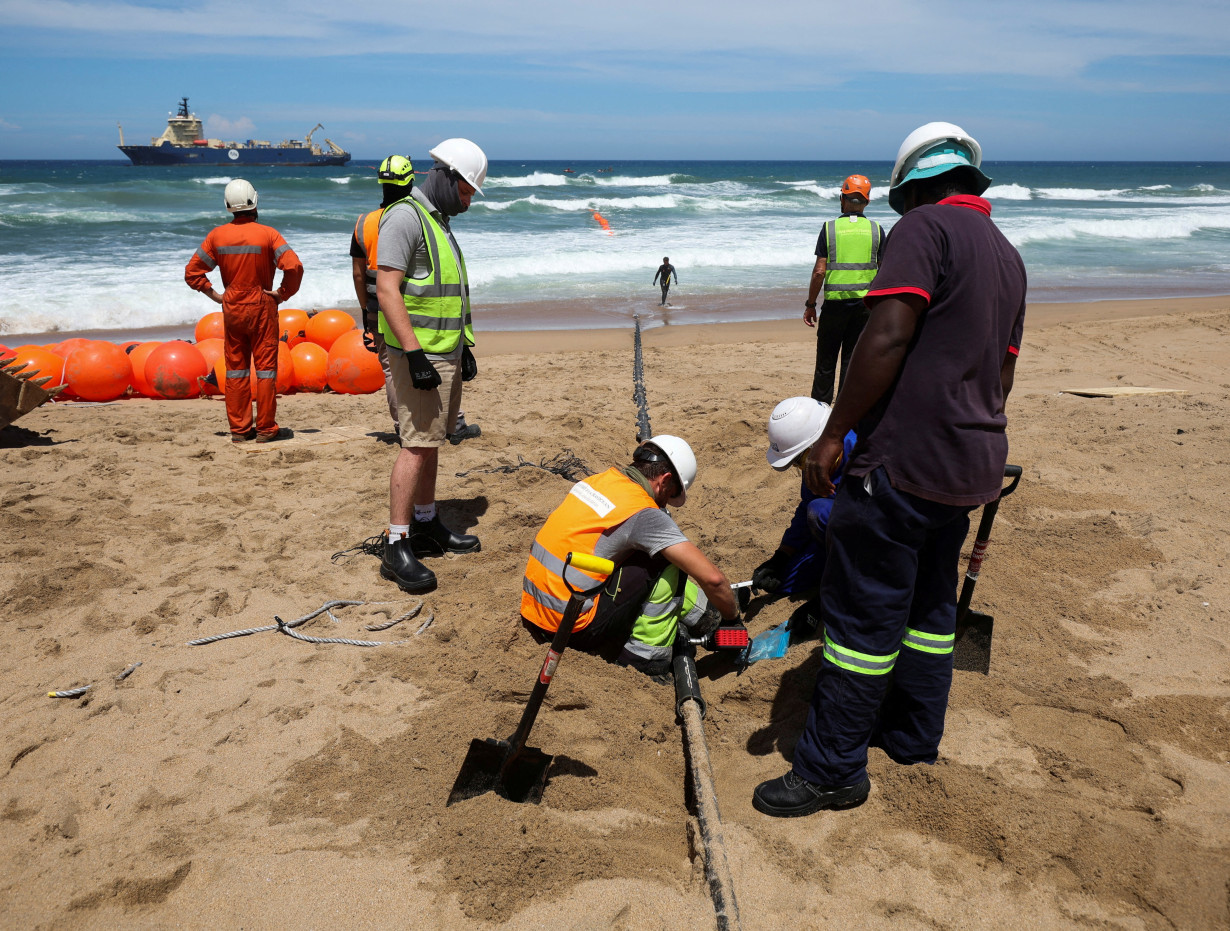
[
  {"x1": 521, "y1": 467, "x2": 659, "y2": 632},
  {"x1": 354, "y1": 209, "x2": 382, "y2": 305}
]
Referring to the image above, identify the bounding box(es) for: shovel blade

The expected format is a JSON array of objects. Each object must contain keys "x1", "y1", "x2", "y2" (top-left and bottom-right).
[
  {"x1": 953, "y1": 610, "x2": 994, "y2": 675},
  {"x1": 447, "y1": 737, "x2": 553, "y2": 806}
]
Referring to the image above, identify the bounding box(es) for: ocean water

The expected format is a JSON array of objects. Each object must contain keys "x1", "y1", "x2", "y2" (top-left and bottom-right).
[{"x1": 2, "y1": 159, "x2": 1228, "y2": 338}]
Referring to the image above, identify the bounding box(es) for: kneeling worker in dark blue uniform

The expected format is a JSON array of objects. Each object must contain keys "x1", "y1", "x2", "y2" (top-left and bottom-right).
[
  {"x1": 752, "y1": 121, "x2": 1026, "y2": 818},
  {"x1": 753, "y1": 396, "x2": 855, "y2": 633}
]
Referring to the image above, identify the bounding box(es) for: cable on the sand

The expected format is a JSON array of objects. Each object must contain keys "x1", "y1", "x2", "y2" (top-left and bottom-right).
[
  {"x1": 115, "y1": 662, "x2": 142, "y2": 681},
  {"x1": 48, "y1": 685, "x2": 92, "y2": 699},
  {"x1": 274, "y1": 616, "x2": 403, "y2": 648},
  {"x1": 187, "y1": 599, "x2": 365, "y2": 646},
  {"x1": 455, "y1": 449, "x2": 590, "y2": 483},
  {"x1": 331, "y1": 535, "x2": 386, "y2": 563},
  {"x1": 365, "y1": 601, "x2": 423, "y2": 631},
  {"x1": 632, "y1": 314, "x2": 653, "y2": 442}
]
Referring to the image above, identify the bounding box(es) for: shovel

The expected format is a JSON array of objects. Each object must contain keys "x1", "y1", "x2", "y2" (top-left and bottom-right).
[
  {"x1": 953, "y1": 464, "x2": 1022, "y2": 674},
  {"x1": 447, "y1": 551, "x2": 614, "y2": 806}
]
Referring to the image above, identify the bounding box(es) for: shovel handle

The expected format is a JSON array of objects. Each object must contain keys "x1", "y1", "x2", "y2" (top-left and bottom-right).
[
  {"x1": 956, "y1": 464, "x2": 1023, "y2": 631},
  {"x1": 507, "y1": 552, "x2": 613, "y2": 756}
]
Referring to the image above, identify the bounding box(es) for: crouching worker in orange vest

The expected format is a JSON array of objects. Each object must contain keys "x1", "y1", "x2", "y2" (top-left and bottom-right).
[
  {"x1": 186, "y1": 179, "x2": 303, "y2": 443},
  {"x1": 521, "y1": 435, "x2": 741, "y2": 678}
]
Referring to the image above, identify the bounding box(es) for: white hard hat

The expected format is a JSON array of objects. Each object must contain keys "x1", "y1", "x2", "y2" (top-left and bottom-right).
[
  {"x1": 428, "y1": 138, "x2": 488, "y2": 195},
  {"x1": 766, "y1": 397, "x2": 831, "y2": 470},
  {"x1": 224, "y1": 178, "x2": 258, "y2": 213},
  {"x1": 635, "y1": 434, "x2": 697, "y2": 506},
  {"x1": 888, "y1": 121, "x2": 991, "y2": 215}
]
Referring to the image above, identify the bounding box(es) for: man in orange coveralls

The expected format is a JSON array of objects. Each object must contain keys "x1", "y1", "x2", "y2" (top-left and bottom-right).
[{"x1": 185, "y1": 179, "x2": 304, "y2": 443}]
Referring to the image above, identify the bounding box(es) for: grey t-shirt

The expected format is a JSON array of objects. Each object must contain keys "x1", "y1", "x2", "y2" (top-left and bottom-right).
[
  {"x1": 378, "y1": 188, "x2": 466, "y2": 362},
  {"x1": 589, "y1": 467, "x2": 688, "y2": 565}
]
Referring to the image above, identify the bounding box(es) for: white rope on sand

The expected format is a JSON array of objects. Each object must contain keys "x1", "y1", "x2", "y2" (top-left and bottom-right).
[{"x1": 186, "y1": 600, "x2": 365, "y2": 646}]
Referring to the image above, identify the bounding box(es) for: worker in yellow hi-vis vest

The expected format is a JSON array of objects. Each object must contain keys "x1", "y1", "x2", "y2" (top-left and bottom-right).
[{"x1": 802, "y1": 175, "x2": 885, "y2": 404}]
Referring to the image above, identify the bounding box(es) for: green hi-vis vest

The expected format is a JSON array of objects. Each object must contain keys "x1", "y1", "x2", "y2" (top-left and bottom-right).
[
  {"x1": 377, "y1": 197, "x2": 474, "y2": 354},
  {"x1": 824, "y1": 215, "x2": 883, "y2": 301}
]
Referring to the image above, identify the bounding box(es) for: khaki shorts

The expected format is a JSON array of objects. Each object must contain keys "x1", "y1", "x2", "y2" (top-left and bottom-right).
[{"x1": 388, "y1": 350, "x2": 462, "y2": 448}]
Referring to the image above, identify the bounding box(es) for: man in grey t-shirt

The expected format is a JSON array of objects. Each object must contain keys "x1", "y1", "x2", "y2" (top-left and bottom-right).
[{"x1": 377, "y1": 138, "x2": 488, "y2": 596}]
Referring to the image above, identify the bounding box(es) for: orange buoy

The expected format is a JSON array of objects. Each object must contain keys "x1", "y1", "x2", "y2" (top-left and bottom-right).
[
  {"x1": 127, "y1": 342, "x2": 163, "y2": 397},
  {"x1": 9, "y1": 346, "x2": 66, "y2": 388},
  {"x1": 327, "y1": 328, "x2": 384, "y2": 395},
  {"x1": 305, "y1": 309, "x2": 356, "y2": 350},
  {"x1": 145, "y1": 341, "x2": 208, "y2": 400},
  {"x1": 64, "y1": 341, "x2": 132, "y2": 401},
  {"x1": 290, "y1": 341, "x2": 328, "y2": 392},
  {"x1": 50, "y1": 337, "x2": 93, "y2": 360},
  {"x1": 0, "y1": 343, "x2": 14, "y2": 362},
  {"x1": 195, "y1": 338, "x2": 225, "y2": 396},
  {"x1": 119, "y1": 341, "x2": 141, "y2": 354},
  {"x1": 212, "y1": 343, "x2": 294, "y2": 397},
  {"x1": 195, "y1": 311, "x2": 225, "y2": 343},
  {"x1": 279, "y1": 308, "x2": 310, "y2": 348}
]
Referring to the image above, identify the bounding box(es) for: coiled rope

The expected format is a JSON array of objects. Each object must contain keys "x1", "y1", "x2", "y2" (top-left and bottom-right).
[{"x1": 187, "y1": 600, "x2": 367, "y2": 646}]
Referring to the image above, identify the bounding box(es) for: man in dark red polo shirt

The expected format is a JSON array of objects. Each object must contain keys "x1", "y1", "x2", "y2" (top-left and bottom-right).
[{"x1": 752, "y1": 122, "x2": 1026, "y2": 818}]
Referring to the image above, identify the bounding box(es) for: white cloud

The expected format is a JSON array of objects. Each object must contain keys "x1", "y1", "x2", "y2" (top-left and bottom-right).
[
  {"x1": 203, "y1": 114, "x2": 256, "y2": 137},
  {"x1": 1, "y1": 0, "x2": 1227, "y2": 83},
  {"x1": 0, "y1": 116, "x2": 21, "y2": 130}
]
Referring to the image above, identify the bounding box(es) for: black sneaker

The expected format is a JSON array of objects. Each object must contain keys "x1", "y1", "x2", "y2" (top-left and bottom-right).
[
  {"x1": 752, "y1": 771, "x2": 870, "y2": 818},
  {"x1": 255, "y1": 427, "x2": 294, "y2": 444},
  {"x1": 379, "y1": 534, "x2": 437, "y2": 593},
  {"x1": 447, "y1": 423, "x2": 481, "y2": 445},
  {"x1": 409, "y1": 515, "x2": 481, "y2": 556}
]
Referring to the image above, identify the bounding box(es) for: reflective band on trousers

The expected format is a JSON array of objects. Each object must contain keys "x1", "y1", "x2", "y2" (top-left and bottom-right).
[
  {"x1": 217, "y1": 245, "x2": 263, "y2": 255},
  {"x1": 823, "y1": 632, "x2": 898, "y2": 675},
  {"x1": 620, "y1": 637, "x2": 672, "y2": 663},
  {"x1": 226, "y1": 369, "x2": 248, "y2": 379},
  {"x1": 902, "y1": 627, "x2": 955, "y2": 655},
  {"x1": 824, "y1": 216, "x2": 882, "y2": 300},
  {"x1": 195, "y1": 247, "x2": 217, "y2": 270},
  {"x1": 255, "y1": 370, "x2": 276, "y2": 379}
]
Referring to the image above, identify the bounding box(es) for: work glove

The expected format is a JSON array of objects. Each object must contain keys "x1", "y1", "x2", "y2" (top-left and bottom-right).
[
  {"x1": 362, "y1": 310, "x2": 380, "y2": 354},
  {"x1": 461, "y1": 346, "x2": 478, "y2": 382},
  {"x1": 751, "y1": 548, "x2": 792, "y2": 594},
  {"x1": 406, "y1": 349, "x2": 442, "y2": 391}
]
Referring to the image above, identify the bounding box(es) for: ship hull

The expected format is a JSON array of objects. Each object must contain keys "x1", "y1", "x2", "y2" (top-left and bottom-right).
[{"x1": 119, "y1": 145, "x2": 349, "y2": 167}]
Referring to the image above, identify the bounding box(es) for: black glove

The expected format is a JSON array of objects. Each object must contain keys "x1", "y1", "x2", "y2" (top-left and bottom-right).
[
  {"x1": 461, "y1": 346, "x2": 477, "y2": 382},
  {"x1": 362, "y1": 310, "x2": 380, "y2": 354},
  {"x1": 406, "y1": 349, "x2": 442, "y2": 391},
  {"x1": 751, "y1": 548, "x2": 791, "y2": 594}
]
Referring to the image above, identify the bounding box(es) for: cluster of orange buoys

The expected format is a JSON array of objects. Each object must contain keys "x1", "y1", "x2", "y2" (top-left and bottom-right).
[{"x1": 0, "y1": 309, "x2": 385, "y2": 403}]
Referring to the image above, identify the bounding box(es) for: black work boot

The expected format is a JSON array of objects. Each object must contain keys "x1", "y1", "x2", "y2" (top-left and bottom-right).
[
  {"x1": 380, "y1": 534, "x2": 437, "y2": 593},
  {"x1": 752, "y1": 771, "x2": 870, "y2": 818},
  {"x1": 409, "y1": 515, "x2": 481, "y2": 557}
]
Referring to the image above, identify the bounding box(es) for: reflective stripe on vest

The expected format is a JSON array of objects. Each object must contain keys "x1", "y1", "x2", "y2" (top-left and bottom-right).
[
  {"x1": 195, "y1": 247, "x2": 217, "y2": 270},
  {"x1": 824, "y1": 216, "x2": 882, "y2": 300},
  {"x1": 902, "y1": 627, "x2": 955, "y2": 655},
  {"x1": 822, "y1": 631, "x2": 898, "y2": 675},
  {"x1": 521, "y1": 468, "x2": 659, "y2": 633},
  {"x1": 354, "y1": 209, "x2": 382, "y2": 299},
  {"x1": 377, "y1": 197, "x2": 473, "y2": 354}
]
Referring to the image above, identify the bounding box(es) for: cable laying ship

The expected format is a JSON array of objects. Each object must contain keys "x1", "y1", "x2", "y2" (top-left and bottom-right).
[{"x1": 117, "y1": 98, "x2": 350, "y2": 167}]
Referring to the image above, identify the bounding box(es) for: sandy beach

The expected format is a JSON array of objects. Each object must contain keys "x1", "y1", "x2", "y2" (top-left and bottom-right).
[{"x1": 2, "y1": 294, "x2": 1228, "y2": 929}]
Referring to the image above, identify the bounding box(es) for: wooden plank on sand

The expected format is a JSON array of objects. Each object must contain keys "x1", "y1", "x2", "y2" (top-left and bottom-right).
[{"x1": 1060, "y1": 387, "x2": 1188, "y2": 398}]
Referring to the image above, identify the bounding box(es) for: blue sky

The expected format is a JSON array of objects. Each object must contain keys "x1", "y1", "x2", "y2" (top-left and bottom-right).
[{"x1": 1, "y1": 0, "x2": 1228, "y2": 160}]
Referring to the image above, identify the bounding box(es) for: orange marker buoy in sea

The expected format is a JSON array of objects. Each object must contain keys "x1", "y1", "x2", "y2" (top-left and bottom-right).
[
  {"x1": 195, "y1": 338, "x2": 225, "y2": 396},
  {"x1": 279, "y1": 308, "x2": 310, "y2": 348},
  {"x1": 326, "y1": 329, "x2": 384, "y2": 394},
  {"x1": 127, "y1": 342, "x2": 163, "y2": 397},
  {"x1": 64, "y1": 341, "x2": 132, "y2": 401},
  {"x1": 592, "y1": 211, "x2": 613, "y2": 235},
  {"x1": 305, "y1": 309, "x2": 356, "y2": 350},
  {"x1": 290, "y1": 341, "x2": 328, "y2": 392},
  {"x1": 145, "y1": 341, "x2": 208, "y2": 400},
  {"x1": 195, "y1": 311, "x2": 225, "y2": 343},
  {"x1": 9, "y1": 346, "x2": 66, "y2": 388}
]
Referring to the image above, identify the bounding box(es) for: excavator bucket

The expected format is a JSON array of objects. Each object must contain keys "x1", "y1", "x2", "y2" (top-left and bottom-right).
[{"x1": 0, "y1": 359, "x2": 64, "y2": 430}]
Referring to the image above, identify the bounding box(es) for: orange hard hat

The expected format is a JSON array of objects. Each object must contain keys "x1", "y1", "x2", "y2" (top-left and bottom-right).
[{"x1": 841, "y1": 175, "x2": 872, "y2": 199}]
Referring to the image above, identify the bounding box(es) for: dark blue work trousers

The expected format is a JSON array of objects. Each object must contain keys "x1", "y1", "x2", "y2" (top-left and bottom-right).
[{"x1": 792, "y1": 466, "x2": 973, "y2": 787}]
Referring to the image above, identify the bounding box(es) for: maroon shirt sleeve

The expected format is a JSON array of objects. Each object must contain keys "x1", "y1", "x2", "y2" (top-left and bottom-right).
[{"x1": 864, "y1": 210, "x2": 943, "y2": 305}]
